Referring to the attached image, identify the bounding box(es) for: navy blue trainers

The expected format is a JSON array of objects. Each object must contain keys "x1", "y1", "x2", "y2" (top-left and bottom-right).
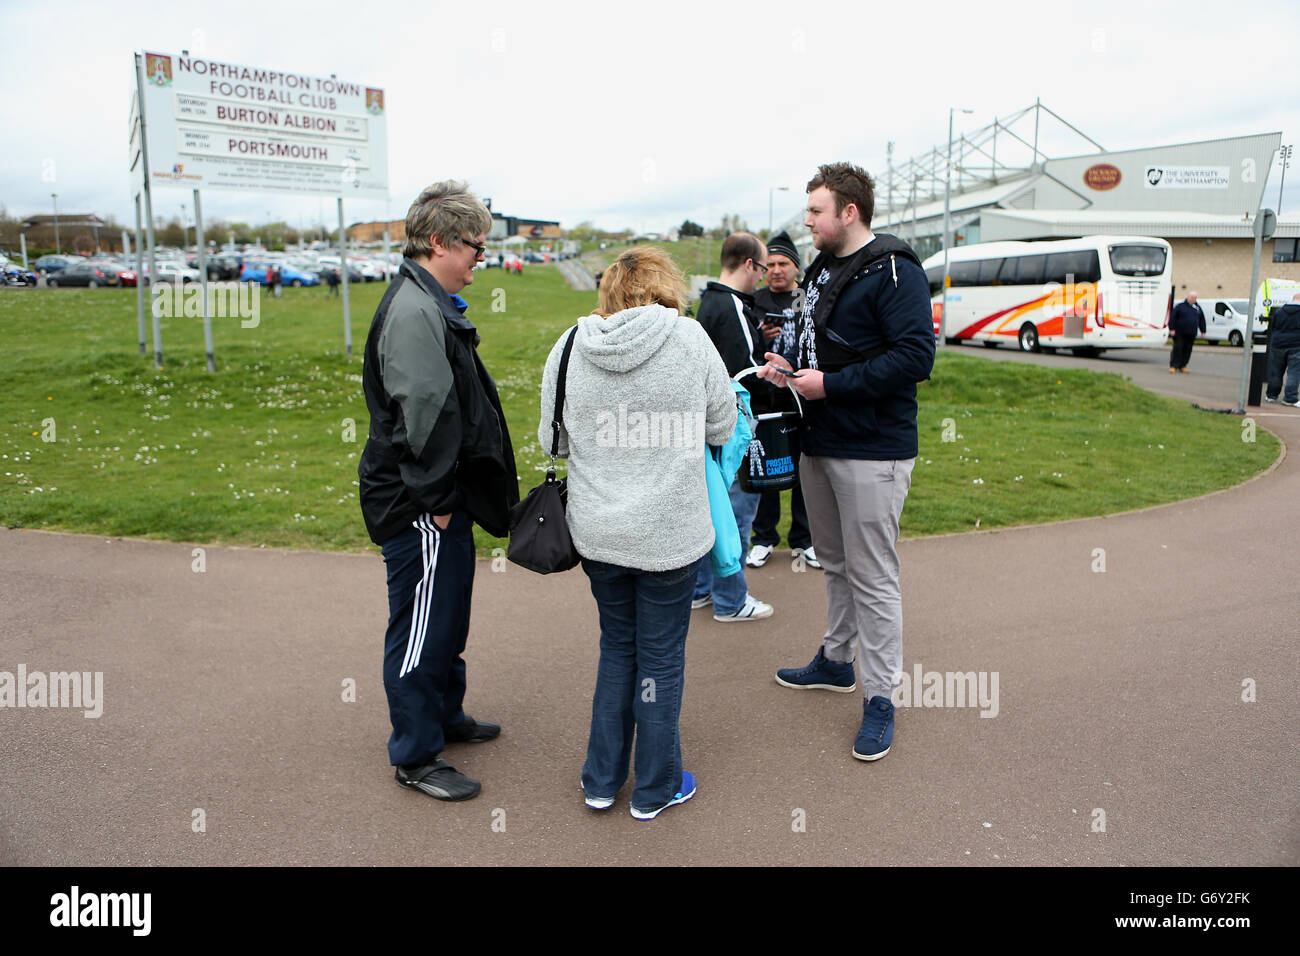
[
  {"x1": 775, "y1": 647, "x2": 856, "y2": 693},
  {"x1": 852, "y1": 696, "x2": 895, "y2": 761}
]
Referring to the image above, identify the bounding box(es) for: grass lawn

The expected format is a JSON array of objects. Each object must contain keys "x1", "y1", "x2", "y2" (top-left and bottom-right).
[{"x1": 0, "y1": 265, "x2": 1279, "y2": 557}]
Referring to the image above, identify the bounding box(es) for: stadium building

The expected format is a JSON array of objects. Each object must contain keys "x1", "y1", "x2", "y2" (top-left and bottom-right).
[{"x1": 786, "y1": 102, "x2": 1297, "y2": 299}]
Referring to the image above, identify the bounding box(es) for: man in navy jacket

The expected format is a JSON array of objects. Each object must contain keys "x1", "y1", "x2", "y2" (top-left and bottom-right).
[
  {"x1": 756, "y1": 162, "x2": 935, "y2": 763},
  {"x1": 1264, "y1": 293, "x2": 1300, "y2": 406},
  {"x1": 1169, "y1": 292, "x2": 1206, "y2": 373}
]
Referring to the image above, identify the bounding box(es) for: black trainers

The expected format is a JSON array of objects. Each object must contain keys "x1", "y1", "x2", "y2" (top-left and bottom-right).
[
  {"x1": 395, "y1": 758, "x2": 481, "y2": 801},
  {"x1": 444, "y1": 715, "x2": 501, "y2": 743}
]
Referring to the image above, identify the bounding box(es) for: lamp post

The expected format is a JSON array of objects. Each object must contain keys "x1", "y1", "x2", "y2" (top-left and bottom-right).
[
  {"x1": 1278, "y1": 145, "x2": 1293, "y2": 217},
  {"x1": 940, "y1": 107, "x2": 974, "y2": 348},
  {"x1": 51, "y1": 193, "x2": 60, "y2": 254},
  {"x1": 769, "y1": 185, "x2": 789, "y2": 236}
]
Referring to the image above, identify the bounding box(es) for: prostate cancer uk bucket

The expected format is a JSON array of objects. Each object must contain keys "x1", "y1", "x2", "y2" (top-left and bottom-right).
[{"x1": 733, "y1": 366, "x2": 803, "y2": 494}]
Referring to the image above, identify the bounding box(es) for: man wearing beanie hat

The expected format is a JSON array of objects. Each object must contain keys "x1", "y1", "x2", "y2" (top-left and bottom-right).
[{"x1": 749, "y1": 231, "x2": 818, "y2": 570}]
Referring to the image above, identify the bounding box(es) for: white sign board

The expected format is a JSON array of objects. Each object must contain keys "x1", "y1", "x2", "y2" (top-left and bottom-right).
[
  {"x1": 1143, "y1": 165, "x2": 1229, "y2": 189},
  {"x1": 136, "y1": 51, "x2": 388, "y2": 199}
]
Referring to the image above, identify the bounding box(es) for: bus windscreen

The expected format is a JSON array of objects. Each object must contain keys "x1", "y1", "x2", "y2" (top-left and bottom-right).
[{"x1": 1109, "y1": 245, "x2": 1167, "y2": 277}]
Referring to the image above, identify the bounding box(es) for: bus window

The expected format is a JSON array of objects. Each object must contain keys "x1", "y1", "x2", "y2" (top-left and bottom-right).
[
  {"x1": 1109, "y1": 245, "x2": 1167, "y2": 277},
  {"x1": 978, "y1": 258, "x2": 1006, "y2": 286},
  {"x1": 1010, "y1": 254, "x2": 1046, "y2": 286},
  {"x1": 949, "y1": 261, "x2": 980, "y2": 287},
  {"x1": 926, "y1": 267, "x2": 943, "y2": 297},
  {"x1": 1046, "y1": 250, "x2": 1101, "y2": 285}
]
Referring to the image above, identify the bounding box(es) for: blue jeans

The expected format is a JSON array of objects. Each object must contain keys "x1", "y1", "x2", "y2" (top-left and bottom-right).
[
  {"x1": 1266, "y1": 344, "x2": 1300, "y2": 403},
  {"x1": 694, "y1": 477, "x2": 760, "y2": 614},
  {"x1": 581, "y1": 558, "x2": 695, "y2": 810}
]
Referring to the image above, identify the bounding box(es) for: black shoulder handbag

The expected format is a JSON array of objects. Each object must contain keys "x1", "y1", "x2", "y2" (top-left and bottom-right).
[{"x1": 507, "y1": 327, "x2": 582, "y2": 574}]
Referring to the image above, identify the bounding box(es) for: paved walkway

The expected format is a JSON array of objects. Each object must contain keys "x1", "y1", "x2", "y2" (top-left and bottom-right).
[{"x1": 1, "y1": 361, "x2": 1296, "y2": 866}]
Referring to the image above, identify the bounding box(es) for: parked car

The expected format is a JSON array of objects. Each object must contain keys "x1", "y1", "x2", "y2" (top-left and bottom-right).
[
  {"x1": 152, "y1": 261, "x2": 202, "y2": 284},
  {"x1": 1196, "y1": 298, "x2": 1252, "y2": 346},
  {"x1": 47, "y1": 261, "x2": 122, "y2": 288},
  {"x1": 241, "y1": 261, "x2": 320, "y2": 287},
  {"x1": 89, "y1": 259, "x2": 138, "y2": 288},
  {"x1": 315, "y1": 256, "x2": 363, "y2": 283},
  {"x1": 33, "y1": 254, "x2": 81, "y2": 277}
]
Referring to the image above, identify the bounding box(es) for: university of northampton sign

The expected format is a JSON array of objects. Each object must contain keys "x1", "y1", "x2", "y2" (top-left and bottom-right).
[{"x1": 1083, "y1": 164, "x2": 1122, "y2": 191}]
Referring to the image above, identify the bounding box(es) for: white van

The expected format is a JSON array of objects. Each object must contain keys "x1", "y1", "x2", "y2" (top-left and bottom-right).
[
  {"x1": 1254, "y1": 277, "x2": 1300, "y2": 325},
  {"x1": 1200, "y1": 298, "x2": 1252, "y2": 345}
]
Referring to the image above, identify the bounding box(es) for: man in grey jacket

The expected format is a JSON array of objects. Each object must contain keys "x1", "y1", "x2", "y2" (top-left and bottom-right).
[{"x1": 359, "y1": 181, "x2": 517, "y2": 802}]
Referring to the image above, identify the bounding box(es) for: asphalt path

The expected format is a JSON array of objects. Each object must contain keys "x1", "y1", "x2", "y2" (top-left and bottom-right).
[{"x1": 1, "y1": 346, "x2": 1296, "y2": 866}]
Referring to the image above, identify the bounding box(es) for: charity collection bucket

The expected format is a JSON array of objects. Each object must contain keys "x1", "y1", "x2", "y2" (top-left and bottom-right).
[{"x1": 733, "y1": 366, "x2": 803, "y2": 494}]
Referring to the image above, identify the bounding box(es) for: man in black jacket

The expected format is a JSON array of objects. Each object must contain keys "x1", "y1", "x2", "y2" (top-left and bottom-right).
[
  {"x1": 359, "y1": 181, "x2": 518, "y2": 802},
  {"x1": 1169, "y1": 292, "x2": 1206, "y2": 373},
  {"x1": 749, "y1": 230, "x2": 816, "y2": 569},
  {"x1": 1264, "y1": 293, "x2": 1300, "y2": 406},
  {"x1": 757, "y1": 162, "x2": 935, "y2": 763},
  {"x1": 692, "y1": 232, "x2": 776, "y2": 622}
]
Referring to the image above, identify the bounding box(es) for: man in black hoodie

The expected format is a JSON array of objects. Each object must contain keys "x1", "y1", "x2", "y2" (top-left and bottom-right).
[
  {"x1": 757, "y1": 162, "x2": 935, "y2": 764},
  {"x1": 693, "y1": 232, "x2": 776, "y2": 622},
  {"x1": 1264, "y1": 292, "x2": 1300, "y2": 406}
]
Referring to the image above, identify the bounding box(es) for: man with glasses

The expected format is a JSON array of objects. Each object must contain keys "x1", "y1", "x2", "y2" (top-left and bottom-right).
[
  {"x1": 359, "y1": 181, "x2": 518, "y2": 802},
  {"x1": 693, "y1": 232, "x2": 776, "y2": 621}
]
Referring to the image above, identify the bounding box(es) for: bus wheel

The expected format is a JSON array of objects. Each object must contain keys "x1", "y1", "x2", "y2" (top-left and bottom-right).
[
  {"x1": 1229, "y1": 330, "x2": 1243, "y2": 347},
  {"x1": 1018, "y1": 324, "x2": 1039, "y2": 352},
  {"x1": 983, "y1": 340, "x2": 1000, "y2": 349}
]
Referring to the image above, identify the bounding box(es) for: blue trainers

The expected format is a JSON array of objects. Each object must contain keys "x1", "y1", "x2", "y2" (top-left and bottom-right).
[
  {"x1": 852, "y1": 696, "x2": 895, "y2": 761},
  {"x1": 629, "y1": 771, "x2": 697, "y2": 820},
  {"x1": 775, "y1": 647, "x2": 856, "y2": 693}
]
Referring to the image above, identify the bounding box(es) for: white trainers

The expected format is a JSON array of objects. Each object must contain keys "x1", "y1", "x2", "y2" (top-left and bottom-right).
[
  {"x1": 746, "y1": 544, "x2": 774, "y2": 568},
  {"x1": 793, "y1": 546, "x2": 822, "y2": 570},
  {"x1": 690, "y1": 594, "x2": 713, "y2": 610},
  {"x1": 714, "y1": 595, "x2": 774, "y2": 622}
]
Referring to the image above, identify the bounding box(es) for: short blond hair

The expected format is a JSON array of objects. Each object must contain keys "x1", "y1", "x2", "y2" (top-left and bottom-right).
[
  {"x1": 596, "y1": 246, "x2": 688, "y2": 317},
  {"x1": 403, "y1": 181, "x2": 492, "y2": 259}
]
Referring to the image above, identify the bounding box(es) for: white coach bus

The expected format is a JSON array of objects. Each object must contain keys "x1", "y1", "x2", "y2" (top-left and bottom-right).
[{"x1": 923, "y1": 236, "x2": 1174, "y2": 356}]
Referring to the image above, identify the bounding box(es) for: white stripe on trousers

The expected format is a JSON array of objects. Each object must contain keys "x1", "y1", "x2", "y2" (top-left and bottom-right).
[{"x1": 399, "y1": 515, "x2": 441, "y2": 679}]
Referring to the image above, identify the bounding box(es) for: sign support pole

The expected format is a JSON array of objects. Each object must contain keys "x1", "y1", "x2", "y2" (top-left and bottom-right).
[
  {"x1": 1237, "y1": 208, "x2": 1275, "y2": 413},
  {"x1": 195, "y1": 189, "x2": 214, "y2": 372},
  {"x1": 133, "y1": 193, "x2": 145, "y2": 355},
  {"x1": 134, "y1": 52, "x2": 162, "y2": 368},
  {"x1": 338, "y1": 197, "x2": 352, "y2": 359}
]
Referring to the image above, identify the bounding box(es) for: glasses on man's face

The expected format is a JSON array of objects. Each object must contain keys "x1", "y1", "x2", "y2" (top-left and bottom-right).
[
  {"x1": 751, "y1": 259, "x2": 768, "y2": 274},
  {"x1": 460, "y1": 237, "x2": 487, "y2": 257}
]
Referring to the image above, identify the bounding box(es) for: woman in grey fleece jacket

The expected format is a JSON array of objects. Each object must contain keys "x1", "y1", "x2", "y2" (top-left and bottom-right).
[{"x1": 537, "y1": 247, "x2": 736, "y2": 819}]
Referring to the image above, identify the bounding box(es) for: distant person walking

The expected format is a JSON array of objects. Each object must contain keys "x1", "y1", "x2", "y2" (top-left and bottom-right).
[
  {"x1": 1263, "y1": 292, "x2": 1300, "y2": 407},
  {"x1": 1169, "y1": 292, "x2": 1205, "y2": 373},
  {"x1": 538, "y1": 246, "x2": 737, "y2": 819},
  {"x1": 326, "y1": 267, "x2": 341, "y2": 297}
]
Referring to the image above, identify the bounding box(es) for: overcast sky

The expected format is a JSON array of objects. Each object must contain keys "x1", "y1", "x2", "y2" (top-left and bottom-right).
[{"x1": 1, "y1": 0, "x2": 1297, "y2": 236}]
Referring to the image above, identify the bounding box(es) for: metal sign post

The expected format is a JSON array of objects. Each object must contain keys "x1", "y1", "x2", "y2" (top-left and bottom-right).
[
  {"x1": 195, "y1": 189, "x2": 214, "y2": 372},
  {"x1": 134, "y1": 53, "x2": 162, "y2": 368},
  {"x1": 1237, "y1": 208, "x2": 1275, "y2": 413},
  {"x1": 338, "y1": 197, "x2": 352, "y2": 359},
  {"x1": 133, "y1": 193, "x2": 146, "y2": 356}
]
